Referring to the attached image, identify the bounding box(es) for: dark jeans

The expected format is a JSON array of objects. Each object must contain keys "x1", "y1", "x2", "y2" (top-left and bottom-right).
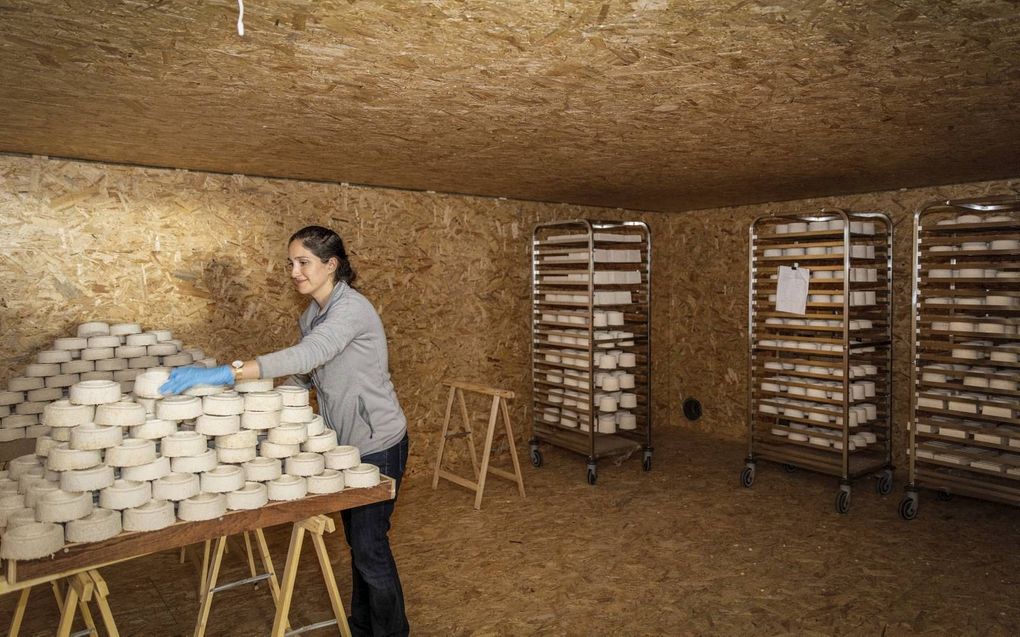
[{"x1": 340, "y1": 434, "x2": 410, "y2": 637}]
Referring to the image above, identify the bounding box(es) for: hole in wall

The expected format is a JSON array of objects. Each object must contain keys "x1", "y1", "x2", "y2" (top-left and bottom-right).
[{"x1": 682, "y1": 397, "x2": 702, "y2": 421}]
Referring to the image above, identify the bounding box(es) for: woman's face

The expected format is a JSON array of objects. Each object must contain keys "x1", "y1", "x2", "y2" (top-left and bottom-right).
[{"x1": 287, "y1": 240, "x2": 337, "y2": 301}]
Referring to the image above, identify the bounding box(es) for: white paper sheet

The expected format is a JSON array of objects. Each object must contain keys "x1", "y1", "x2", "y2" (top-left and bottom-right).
[{"x1": 776, "y1": 265, "x2": 811, "y2": 315}]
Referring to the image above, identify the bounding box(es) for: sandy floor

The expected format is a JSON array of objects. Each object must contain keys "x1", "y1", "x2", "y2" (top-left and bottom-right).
[{"x1": 3, "y1": 428, "x2": 1018, "y2": 636}]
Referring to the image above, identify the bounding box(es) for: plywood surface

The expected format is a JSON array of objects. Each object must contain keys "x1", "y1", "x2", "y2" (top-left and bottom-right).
[
  {"x1": 1, "y1": 429, "x2": 1017, "y2": 636},
  {"x1": 0, "y1": 155, "x2": 667, "y2": 475},
  {"x1": 0, "y1": 1, "x2": 1018, "y2": 212}
]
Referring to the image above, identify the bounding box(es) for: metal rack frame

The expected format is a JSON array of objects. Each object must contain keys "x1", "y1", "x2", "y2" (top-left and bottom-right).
[
  {"x1": 741, "y1": 209, "x2": 894, "y2": 513},
  {"x1": 900, "y1": 196, "x2": 1020, "y2": 519},
  {"x1": 528, "y1": 219, "x2": 652, "y2": 485}
]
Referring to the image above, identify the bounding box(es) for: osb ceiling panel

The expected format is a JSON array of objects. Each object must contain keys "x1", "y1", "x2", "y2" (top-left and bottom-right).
[{"x1": 1, "y1": 0, "x2": 1018, "y2": 213}]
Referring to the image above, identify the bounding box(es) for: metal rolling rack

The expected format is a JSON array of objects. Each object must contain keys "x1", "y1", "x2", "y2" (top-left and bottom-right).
[
  {"x1": 528, "y1": 219, "x2": 652, "y2": 485},
  {"x1": 900, "y1": 197, "x2": 1020, "y2": 519},
  {"x1": 741, "y1": 209, "x2": 894, "y2": 513}
]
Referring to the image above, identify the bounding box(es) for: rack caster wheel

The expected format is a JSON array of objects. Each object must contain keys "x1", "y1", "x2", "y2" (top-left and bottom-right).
[
  {"x1": 936, "y1": 488, "x2": 953, "y2": 502},
  {"x1": 530, "y1": 449, "x2": 543, "y2": 468},
  {"x1": 586, "y1": 464, "x2": 597, "y2": 486},
  {"x1": 642, "y1": 450, "x2": 652, "y2": 472},
  {"x1": 876, "y1": 470, "x2": 893, "y2": 496},
  {"x1": 899, "y1": 491, "x2": 919, "y2": 520},
  {"x1": 740, "y1": 464, "x2": 755, "y2": 488},
  {"x1": 782, "y1": 463, "x2": 797, "y2": 473},
  {"x1": 835, "y1": 488, "x2": 851, "y2": 514}
]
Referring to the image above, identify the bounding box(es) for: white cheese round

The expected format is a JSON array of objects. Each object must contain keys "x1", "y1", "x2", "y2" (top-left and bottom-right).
[
  {"x1": 260, "y1": 441, "x2": 299, "y2": 459},
  {"x1": 160, "y1": 431, "x2": 209, "y2": 457},
  {"x1": 25, "y1": 362, "x2": 61, "y2": 377},
  {"x1": 302, "y1": 430, "x2": 338, "y2": 453},
  {"x1": 9, "y1": 377, "x2": 45, "y2": 392},
  {"x1": 324, "y1": 446, "x2": 360, "y2": 471},
  {"x1": 99, "y1": 479, "x2": 152, "y2": 510},
  {"x1": 267, "y1": 475, "x2": 307, "y2": 501},
  {"x1": 171, "y1": 449, "x2": 218, "y2": 474},
  {"x1": 69, "y1": 423, "x2": 124, "y2": 450},
  {"x1": 147, "y1": 343, "x2": 179, "y2": 356},
  {"x1": 110, "y1": 323, "x2": 142, "y2": 337},
  {"x1": 34, "y1": 436, "x2": 62, "y2": 457},
  {"x1": 104, "y1": 439, "x2": 157, "y2": 467},
  {"x1": 285, "y1": 452, "x2": 325, "y2": 477},
  {"x1": 201, "y1": 465, "x2": 246, "y2": 493},
  {"x1": 88, "y1": 335, "x2": 122, "y2": 349},
  {"x1": 36, "y1": 350, "x2": 72, "y2": 364},
  {"x1": 96, "y1": 358, "x2": 128, "y2": 371},
  {"x1": 178, "y1": 492, "x2": 227, "y2": 522},
  {"x1": 244, "y1": 391, "x2": 283, "y2": 412},
  {"x1": 217, "y1": 446, "x2": 257, "y2": 464},
  {"x1": 279, "y1": 405, "x2": 314, "y2": 424},
  {"x1": 121, "y1": 456, "x2": 172, "y2": 482},
  {"x1": 156, "y1": 395, "x2": 203, "y2": 420},
  {"x1": 203, "y1": 393, "x2": 245, "y2": 416},
  {"x1": 65, "y1": 508, "x2": 123, "y2": 543},
  {"x1": 7, "y1": 455, "x2": 41, "y2": 480},
  {"x1": 195, "y1": 414, "x2": 240, "y2": 436},
  {"x1": 307, "y1": 469, "x2": 344, "y2": 494},
  {"x1": 37, "y1": 489, "x2": 94, "y2": 523},
  {"x1": 241, "y1": 410, "x2": 281, "y2": 430},
  {"x1": 268, "y1": 422, "x2": 308, "y2": 445},
  {"x1": 54, "y1": 337, "x2": 89, "y2": 351},
  {"x1": 82, "y1": 347, "x2": 116, "y2": 361},
  {"x1": 226, "y1": 482, "x2": 269, "y2": 510},
  {"x1": 216, "y1": 429, "x2": 257, "y2": 449},
  {"x1": 242, "y1": 457, "x2": 282, "y2": 482},
  {"x1": 0, "y1": 390, "x2": 24, "y2": 406},
  {"x1": 94, "y1": 401, "x2": 147, "y2": 427},
  {"x1": 27, "y1": 387, "x2": 63, "y2": 402},
  {"x1": 127, "y1": 355, "x2": 161, "y2": 369},
  {"x1": 60, "y1": 465, "x2": 115, "y2": 492},
  {"x1": 130, "y1": 418, "x2": 177, "y2": 440},
  {"x1": 125, "y1": 332, "x2": 157, "y2": 346},
  {"x1": 47, "y1": 445, "x2": 102, "y2": 471},
  {"x1": 122, "y1": 499, "x2": 176, "y2": 532},
  {"x1": 305, "y1": 415, "x2": 326, "y2": 436},
  {"x1": 0, "y1": 522, "x2": 65, "y2": 560},
  {"x1": 69, "y1": 380, "x2": 122, "y2": 405},
  {"x1": 161, "y1": 352, "x2": 194, "y2": 367},
  {"x1": 61, "y1": 360, "x2": 95, "y2": 374},
  {"x1": 234, "y1": 379, "x2": 275, "y2": 393},
  {"x1": 78, "y1": 322, "x2": 110, "y2": 337},
  {"x1": 42, "y1": 400, "x2": 94, "y2": 427},
  {"x1": 344, "y1": 463, "x2": 381, "y2": 488},
  {"x1": 275, "y1": 385, "x2": 309, "y2": 407},
  {"x1": 151, "y1": 472, "x2": 200, "y2": 501},
  {"x1": 115, "y1": 345, "x2": 148, "y2": 359}
]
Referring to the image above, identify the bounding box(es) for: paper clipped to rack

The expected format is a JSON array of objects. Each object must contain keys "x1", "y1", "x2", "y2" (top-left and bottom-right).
[{"x1": 776, "y1": 265, "x2": 811, "y2": 314}]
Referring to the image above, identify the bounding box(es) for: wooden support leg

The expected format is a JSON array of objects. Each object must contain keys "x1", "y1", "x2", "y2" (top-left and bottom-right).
[
  {"x1": 179, "y1": 545, "x2": 187, "y2": 564},
  {"x1": 199, "y1": 540, "x2": 212, "y2": 598},
  {"x1": 55, "y1": 580, "x2": 81, "y2": 637},
  {"x1": 52, "y1": 579, "x2": 65, "y2": 613},
  {"x1": 310, "y1": 527, "x2": 351, "y2": 637},
  {"x1": 473, "y1": 395, "x2": 502, "y2": 510},
  {"x1": 88, "y1": 570, "x2": 120, "y2": 637},
  {"x1": 193, "y1": 536, "x2": 227, "y2": 637},
  {"x1": 242, "y1": 532, "x2": 259, "y2": 583},
  {"x1": 254, "y1": 528, "x2": 290, "y2": 633},
  {"x1": 457, "y1": 388, "x2": 481, "y2": 478},
  {"x1": 499, "y1": 396, "x2": 527, "y2": 498},
  {"x1": 270, "y1": 521, "x2": 308, "y2": 637},
  {"x1": 8, "y1": 586, "x2": 31, "y2": 637},
  {"x1": 432, "y1": 385, "x2": 457, "y2": 489}
]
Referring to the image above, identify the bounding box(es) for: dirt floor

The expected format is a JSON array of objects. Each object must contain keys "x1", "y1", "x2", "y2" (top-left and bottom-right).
[{"x1": 3, "y1": 428, "x2": 1019, "y2": 636}]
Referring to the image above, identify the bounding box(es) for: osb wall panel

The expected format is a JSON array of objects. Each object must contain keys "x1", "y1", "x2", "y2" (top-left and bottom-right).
[
  {"x1": 666, "y1": 178, "x2": 1020, "y2": 463},
  {"x1": 0, "y1": 154, "x2": 671, "y2": 474},
  {"x1": 1, "y1": 1, "x2": 1019, "y2": 212}
]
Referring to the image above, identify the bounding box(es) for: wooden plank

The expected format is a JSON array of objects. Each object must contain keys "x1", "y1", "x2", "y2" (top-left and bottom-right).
[
  {"x1": 7, "y1": 479, "x2": 394, "y2": 583},
  {"x1": 442, "y1": 379, "x2": 514, "y2": 399}
]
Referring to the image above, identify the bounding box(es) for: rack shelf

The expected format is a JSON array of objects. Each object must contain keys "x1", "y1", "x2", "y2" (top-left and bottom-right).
[
  {"x1": 528, "y1": 220, "x2": 652, "y2": 485},
  {"x1": 741, "y1": 209, "x2": 894, "y2": 514},
  {"x1": 900, "y1": 197, "x2": 1020, "y2": 518}
]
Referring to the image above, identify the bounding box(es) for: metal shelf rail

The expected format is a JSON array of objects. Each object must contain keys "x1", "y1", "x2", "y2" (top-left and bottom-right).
[
  {"x1": 528, "y1": 219, "x2": 652, "y2": 485},
  {"x1": 742, "y1": 209, "x2": 894, "y2": 513},
  {"x1": 900, "y1": 196, "x2": 1020, "y2": 519}
]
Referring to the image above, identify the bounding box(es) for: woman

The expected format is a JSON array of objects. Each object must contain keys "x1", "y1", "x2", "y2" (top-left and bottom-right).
[{"x1": 161, "y1": 225, "x2": 410, "y2": 637}]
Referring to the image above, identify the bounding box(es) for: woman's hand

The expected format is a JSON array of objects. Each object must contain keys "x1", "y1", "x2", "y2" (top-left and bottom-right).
[{"x1": 159, "y1": 365, "x2": 234, "y2": 395}]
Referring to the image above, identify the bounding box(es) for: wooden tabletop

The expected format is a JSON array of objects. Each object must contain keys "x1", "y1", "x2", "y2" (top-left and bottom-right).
[{"x1": 3, "y1": 477, "x2": 395, "y2": 585}]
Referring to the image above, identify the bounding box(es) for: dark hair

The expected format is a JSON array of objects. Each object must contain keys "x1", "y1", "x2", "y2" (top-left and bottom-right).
[{"x1": 289, "y1": 225, "x2": 357, "y2": 286}]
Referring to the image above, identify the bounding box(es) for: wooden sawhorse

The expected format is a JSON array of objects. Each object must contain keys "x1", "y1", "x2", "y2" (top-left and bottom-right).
[
  {"x1": 432, "y1": 380, "x2": 526, "y2": 509},
  {"x1": 6, "y1": 569, "x2": 119, "y2": 637}
]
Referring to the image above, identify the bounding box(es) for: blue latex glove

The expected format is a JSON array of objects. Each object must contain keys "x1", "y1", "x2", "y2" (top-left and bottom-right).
[{"x1": 159, "y1": 365, "x2": 234, "y2": 395}]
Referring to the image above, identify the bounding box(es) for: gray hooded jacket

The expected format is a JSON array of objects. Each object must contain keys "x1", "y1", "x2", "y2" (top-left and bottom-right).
[{"x1": 256, "y1": 282, "x2": 407, "y2": 456}]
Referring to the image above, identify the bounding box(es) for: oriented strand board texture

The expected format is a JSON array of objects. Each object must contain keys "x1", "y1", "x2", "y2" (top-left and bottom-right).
[
  {"x1": 1, "y1": 1, "x2": 1019, "y2": 212},
  {"x1": 0, "y1": 154, "x2": 669, "y2": 474},
  {"x1": 668, "y1": 178, "x2": 1020, "y2": 464}
]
